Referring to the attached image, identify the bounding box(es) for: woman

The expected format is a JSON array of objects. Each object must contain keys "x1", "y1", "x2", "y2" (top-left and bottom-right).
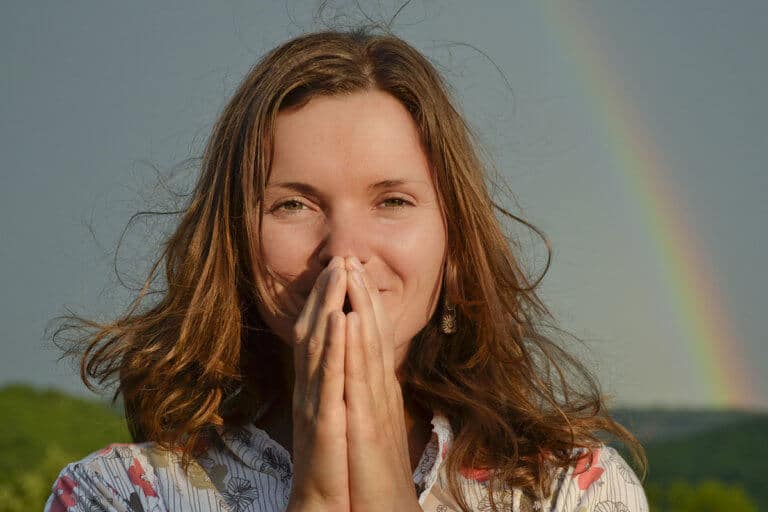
[{"x1": 46, "y1": 27, "x2": 648, "y2": 512}]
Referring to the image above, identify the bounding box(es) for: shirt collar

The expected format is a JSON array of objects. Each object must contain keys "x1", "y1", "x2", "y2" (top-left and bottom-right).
[{"x1": 215, "y1": 410, "x2": 454, "y2": 493}]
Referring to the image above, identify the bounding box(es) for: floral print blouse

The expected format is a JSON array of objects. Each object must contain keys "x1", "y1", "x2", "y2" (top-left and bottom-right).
[{"x1": 45, "y1": 411, "x2": 648, "y2": 511}]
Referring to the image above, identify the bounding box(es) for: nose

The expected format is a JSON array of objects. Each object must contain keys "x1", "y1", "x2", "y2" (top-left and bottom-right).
[{"x1": 316, "y1": 212, "x2": 372, "y2": 269}]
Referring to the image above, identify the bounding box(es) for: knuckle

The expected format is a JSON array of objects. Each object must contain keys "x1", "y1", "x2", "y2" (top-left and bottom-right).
[
  {"x1": 293, "y1": 400, "x2": 316, "y2": 424},
  {"x1": 366, "y1": 340, "x2": 380, "y2": 356},
  {"x1": 316, "y1": 407, "x2": 343, "y2": 430},
  {"x1": 345, "y1": 364, "x2": 366, "y2": 381},
  {"x1": 329, "y1": 309, "x2": 343, "y2": 324},
  {"x1": 319, "y1": 354, "x2": 336, "y2": 375},
  {"x1": 305, "y1": 335, "x2": 323, "y2": 358},
  {"x1": 291, "y1": 323, "x2": 305, "y2": 343}
]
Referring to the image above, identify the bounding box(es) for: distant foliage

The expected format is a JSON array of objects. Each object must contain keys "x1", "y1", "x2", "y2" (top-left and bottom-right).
[
  {"x1": 640, "y1": 415, "x2": 768, "y2": 509},
  {"x1": 646, "y1": 479, "x2": 758, "y2": 512},
  {"x1": 0, "y1": 384, "x2": 130, "y2": 511}
]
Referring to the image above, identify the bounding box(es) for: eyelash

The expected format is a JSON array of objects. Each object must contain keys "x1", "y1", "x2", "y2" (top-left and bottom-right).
[{"x1": 272, "y1": 196, "x2": 414, "y2": 215}]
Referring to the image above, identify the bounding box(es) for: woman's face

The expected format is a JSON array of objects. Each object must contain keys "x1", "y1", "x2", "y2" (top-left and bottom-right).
[{"x1": 257, "y1": 89, "x2": 447, "y2": 373}]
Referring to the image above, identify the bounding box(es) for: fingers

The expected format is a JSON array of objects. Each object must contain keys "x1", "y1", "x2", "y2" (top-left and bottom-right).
[
  {"x1": 292, "y1": 256, "x2": 347, "y2": 379},
  {"x1": 316, "y1": 309, "x2": 347, "y2": 419},
  {"x1": 344, "y1": 311, "x2": 381, "y2": 443},
  {"x1": 344, "y1": 257, "x2": 405, "y2": 439},
  {"x1": 345, "y1": 266, "x2": 385, "y2": 388},
  {"x1": 339, "y1": 257, "x2": 417, "y2": 505},
  {"x1": 345, "y1": 258, "x2": 411, "y2": 472},
  {"x1": 287, "y1": 258, "x2": 352, "y2": 511},
  {"x1": 345, "y1": 258, "x2": 397, "y2": 387}
]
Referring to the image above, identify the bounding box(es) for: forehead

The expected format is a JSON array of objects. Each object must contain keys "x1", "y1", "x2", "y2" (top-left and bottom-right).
[{"x1": 269, "y1": 90, "x2": 432, "y2": 185}]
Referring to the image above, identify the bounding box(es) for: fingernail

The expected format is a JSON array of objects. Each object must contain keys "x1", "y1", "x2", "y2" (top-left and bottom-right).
[
  {"x1": 348, "y1": 256, "x2": 364, "y2": 271},
  {"x1": 329, "y1": 256, "x2": 343, "y2": 269}
]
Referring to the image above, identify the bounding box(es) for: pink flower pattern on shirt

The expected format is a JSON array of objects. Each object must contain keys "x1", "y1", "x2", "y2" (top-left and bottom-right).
[
  {"x1": 573, "y1": 447, "x2": 605, "y2": 491},
  {"x1": 48, "y1": 474, "x2": 77, "y2": 512},
  {"x1": 459, "y1": 466, "x2": 491, "y2": 483},
  {"x1": 97, "y1": 442, "x2": 135, "y2": 457},
  {"x1": 128, "y1": 455, "x2": 159, "y2": 497}
]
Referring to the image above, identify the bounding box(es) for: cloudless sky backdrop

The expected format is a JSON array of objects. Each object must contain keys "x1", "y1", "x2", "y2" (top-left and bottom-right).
[{"x1": 1, "y1": 1, "x2": 766, "y2": 410}]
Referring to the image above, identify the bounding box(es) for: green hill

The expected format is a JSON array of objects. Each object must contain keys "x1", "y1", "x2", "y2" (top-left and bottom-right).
[
  {"x1": 641, "y1": 415, "x2": 768, "y2": 509},
  {"x1": 610, "y1": 408, "x2": 767, "y2": 510},
  {"x1": 0, "y1": 383, "x2": 131, "y2": 510},
  {"x1": 611, "y1": 406, "x2": 764, "y2": 443}
]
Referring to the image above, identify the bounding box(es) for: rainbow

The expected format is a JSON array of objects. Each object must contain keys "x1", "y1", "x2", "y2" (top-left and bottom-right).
[{"x1": 541, "y1": 3, "x2": 761, "y2": 409}]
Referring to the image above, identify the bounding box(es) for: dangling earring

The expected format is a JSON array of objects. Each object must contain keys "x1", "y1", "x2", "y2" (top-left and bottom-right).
[{"x1": 440, "y1": 299, "x2": 457, "y2": 334}]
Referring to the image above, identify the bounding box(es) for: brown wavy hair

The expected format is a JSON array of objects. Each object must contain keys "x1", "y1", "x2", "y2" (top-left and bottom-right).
[{"x1": 49, "y1": 26, "x2": 646, "y2": 511}]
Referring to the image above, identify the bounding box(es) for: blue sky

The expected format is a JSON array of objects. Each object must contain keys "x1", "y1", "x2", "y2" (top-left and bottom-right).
[{"x1": 1, "y1": 1, "x2": 766, "y2": 409}]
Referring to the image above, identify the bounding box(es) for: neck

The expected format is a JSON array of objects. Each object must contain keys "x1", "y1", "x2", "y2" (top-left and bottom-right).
[{"x1": 402, "y1": 394, "x2": 434, "y2": 472}]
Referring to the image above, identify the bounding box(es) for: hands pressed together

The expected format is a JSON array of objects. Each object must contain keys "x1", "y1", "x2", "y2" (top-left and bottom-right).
[{"x1": 287, "y1": 256, "x2": 423, "y2": 512}]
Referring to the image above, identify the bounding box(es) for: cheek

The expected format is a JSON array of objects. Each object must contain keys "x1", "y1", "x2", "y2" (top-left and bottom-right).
[
  {"x1": 385, "y1": 210, "x2": 446, "y2": 256},
  {"x1": 258, "y1": 222, "x2": 319, "y2": 330},
  {"x1": 261, "y1": 223, "x2": 315, "y2": 283},
  {"x1": 384, "y1": 213, "x2": 446, "y2": 308}
]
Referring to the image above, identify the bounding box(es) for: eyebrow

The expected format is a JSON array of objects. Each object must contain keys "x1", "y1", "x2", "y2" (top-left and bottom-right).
[{"x1": 267, "y1": 178, "x2": 425, "y2": 195}]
